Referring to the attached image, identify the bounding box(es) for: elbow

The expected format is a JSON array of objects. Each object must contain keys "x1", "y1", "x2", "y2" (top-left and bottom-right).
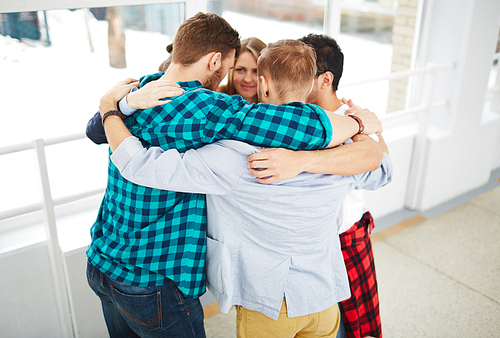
[{"x1": 367, "y1": 141, "x2": 384, "y2": 171}]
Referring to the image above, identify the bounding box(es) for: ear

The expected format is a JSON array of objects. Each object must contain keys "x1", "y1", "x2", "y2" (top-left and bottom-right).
[
  {"x1": 320, "y1": 71, "x2": 334, "y2": 89},
  {"x1": 208, "y1": 52, "x2": 222, "y2": 71},
  {"x1": 260, "y1": 75, "x2": 270, "y2": 96},
  {"x1": 308, "y1": 78, "x2": 315, "y2": 96}
]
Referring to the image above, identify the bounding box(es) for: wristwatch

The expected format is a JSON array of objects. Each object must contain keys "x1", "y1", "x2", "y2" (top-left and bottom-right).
[{"x1": 348, "y1": 114, "x2": 364, "y2": 134}]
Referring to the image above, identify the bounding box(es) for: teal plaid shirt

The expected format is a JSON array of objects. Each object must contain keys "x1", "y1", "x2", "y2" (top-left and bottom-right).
[{"x1": 87, "y1": 72, "x2": 333, "y2": 298}]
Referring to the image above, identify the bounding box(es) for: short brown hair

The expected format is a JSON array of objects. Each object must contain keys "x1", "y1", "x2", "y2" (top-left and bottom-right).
[
  {"x1": 226, "y1": 37, "x2": 267, "y2": 95},
  {"x1": 172, "y1": 12, "x2": 240, "y2": 66},
  {"x1": 257, "y1": 39, "x2": 317, "y2": 101}
]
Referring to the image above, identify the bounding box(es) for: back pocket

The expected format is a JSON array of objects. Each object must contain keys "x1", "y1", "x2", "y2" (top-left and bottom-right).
[{"x1": 110, "y1": 285, "x2": 162, "y2": 331}]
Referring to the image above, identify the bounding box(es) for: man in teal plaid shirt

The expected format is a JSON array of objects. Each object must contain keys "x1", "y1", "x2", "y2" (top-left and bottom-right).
[{"x1": 86, "y1": 12, "x2": 381, "y2": 338}]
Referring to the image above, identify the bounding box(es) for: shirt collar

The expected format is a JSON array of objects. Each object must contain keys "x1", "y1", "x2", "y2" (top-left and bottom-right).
[{"x1": 177, "y1": 80, "x2": 203, "y2": 91}]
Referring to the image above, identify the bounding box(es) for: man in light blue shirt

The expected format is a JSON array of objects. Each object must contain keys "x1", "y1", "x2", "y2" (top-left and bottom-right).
[{"x1": 99, "y1": 40, "x2": 392, "y2": 337}]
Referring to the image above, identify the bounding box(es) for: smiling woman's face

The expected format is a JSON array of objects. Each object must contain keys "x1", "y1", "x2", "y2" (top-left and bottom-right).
[{"x1": 232, "y1": 51, "x2": 258, "y2": 103}]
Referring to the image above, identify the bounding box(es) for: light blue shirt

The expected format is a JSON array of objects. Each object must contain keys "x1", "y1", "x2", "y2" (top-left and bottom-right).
[
  {"x1": 111, "y1": 137, "x2": 393, "y2": 320},
  {"x1": 118, "y1": 87, "x2": 138, "y2": 116}
]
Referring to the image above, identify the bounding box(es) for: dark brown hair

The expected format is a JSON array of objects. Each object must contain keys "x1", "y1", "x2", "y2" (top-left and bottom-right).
[
  {"x1": 158, "y1": 43, "x2": 173, "y2": 72},
  {"x1": 172, "y1": 12, "x2": 240, "y2": 66},
  {"x1": 257, "y1": 39, "x2": 317, "y2": 101}
]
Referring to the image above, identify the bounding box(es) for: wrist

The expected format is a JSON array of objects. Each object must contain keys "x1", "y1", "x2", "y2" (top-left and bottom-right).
[
  {"x1": 99, "y1": 101, "x2": 117, "y2": 118},
  {"x1": 102, "y1": 110, "x2": 126, "y2": 125},
  {"x1": 347, "y1": 114, "x2": 364, "y2": 134},
  {"x1": 127, "y1": 91, "x2": 139, "y2": 110}
]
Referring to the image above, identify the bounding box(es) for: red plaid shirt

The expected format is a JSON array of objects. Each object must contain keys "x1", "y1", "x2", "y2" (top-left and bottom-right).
[{"x1": 339, "y1": 211, "x2": 382, "y2": 338}]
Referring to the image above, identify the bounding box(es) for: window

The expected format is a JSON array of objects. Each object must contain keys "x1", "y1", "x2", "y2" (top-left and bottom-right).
[
  {"x1": 216, "y1": 0, "x2": 325, "y2": 43},
  {"x1": 0, "y1": 4, "x2": 184, "y2": 221}
]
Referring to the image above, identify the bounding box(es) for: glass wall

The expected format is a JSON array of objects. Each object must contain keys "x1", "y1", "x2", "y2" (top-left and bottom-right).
[
  {"x1": 215, "y1": 0, "x2": 396, "y2": 116},
  {"x1": 337, "y1": 0, "x2": 395, "y2": 116},
  {"x1": 216, "y1": 0, "x2": 325, "y2": 43},
  {"x1": 0, "y1": 4, "x2": 184, "y2": 217}
]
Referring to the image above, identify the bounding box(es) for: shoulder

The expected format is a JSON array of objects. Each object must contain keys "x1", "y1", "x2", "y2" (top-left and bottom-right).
[
  {"x1": 138, "y1": 72, "x2": 164, "y2": 87},
  {"x1": 304, "y1": 103, "x2": 326, "y2": 114},
  {"x1": 194, "y1": 89, "x2": 250, "y2": 110},
  {"x1": 194, "y1": 141, "x2": 255, "y2": 176},
  {"x1": 217, "y1": 84, "x2": 229, "y2": 94},
  {"x1": 197, "y1": 140, "x2": 257, "y2": 164},
  {"x1": 214, "y1": 140, "x2": 260, "y2": 155}
]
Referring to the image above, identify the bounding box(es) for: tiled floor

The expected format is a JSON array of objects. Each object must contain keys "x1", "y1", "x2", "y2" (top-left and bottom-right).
[{"x1": 203, "y1": 174, "x2": 500, "y2": 337}]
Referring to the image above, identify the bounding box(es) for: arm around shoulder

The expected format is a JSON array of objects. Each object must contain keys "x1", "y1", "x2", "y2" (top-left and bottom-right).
[
  {"x1": 247, "y1": 134, "x2": 383, "y2": 183},
  {"x1": 110, "y1": 138, "x2": 230, "y2": 195}
]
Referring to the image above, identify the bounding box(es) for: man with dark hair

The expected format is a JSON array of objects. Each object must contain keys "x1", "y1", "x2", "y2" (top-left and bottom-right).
[
  {"x1": 300, "y1": 33, "x2": 344, "y2": 102},
  {"x1": 95, "y1": 39, "x2": 392, "y2": 338},
  {"x1": 86, "y1": 14, "x2": 382, "y2": 338},
  {"x1": 248, "y1": 33, "x2": 385, "y2": 338}
]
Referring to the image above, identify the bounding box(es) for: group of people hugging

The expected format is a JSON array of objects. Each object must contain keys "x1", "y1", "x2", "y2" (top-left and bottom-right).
[{"x1": 85, "y1": 11, "x2": 392, "y2": 338}]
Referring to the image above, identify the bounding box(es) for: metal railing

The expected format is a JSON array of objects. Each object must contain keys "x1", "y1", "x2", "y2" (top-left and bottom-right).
[
  {"x1": 0, "y1": 133, "x2": 104, "y2": 222},
  {"x1": 0, "y1": 133, "x2": 100, "y2": 338}
]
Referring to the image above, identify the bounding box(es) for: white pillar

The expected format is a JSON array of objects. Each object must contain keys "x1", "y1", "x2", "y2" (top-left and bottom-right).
[
  {"x1": 407, "y1": 0, "x2": 500, "y2": 210},
  {"x1": 323, "y1": 0, "x2": 342, "y2": 38},
  {"x1": 185, "y1": 0, "x2": 208, "y2": 19}
]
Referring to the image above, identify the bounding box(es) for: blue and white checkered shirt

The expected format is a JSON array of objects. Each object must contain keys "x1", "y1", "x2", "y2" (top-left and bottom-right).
[{"x1": 87, "y1": 72, "x2": 333, "y2": 298}]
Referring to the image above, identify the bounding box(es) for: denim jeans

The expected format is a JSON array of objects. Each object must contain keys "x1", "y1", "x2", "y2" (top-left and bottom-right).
[
  {"x1": 336, "y1": 310, "x2": 347, "y2": 338},
  {"x1": 87, "y1": 261, "x2": 206, "y2": 338}
]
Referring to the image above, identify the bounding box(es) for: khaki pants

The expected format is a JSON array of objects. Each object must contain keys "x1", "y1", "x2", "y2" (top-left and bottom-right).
[{"x1": 236, "y1": 299, "x2": 340, "y2": 338}]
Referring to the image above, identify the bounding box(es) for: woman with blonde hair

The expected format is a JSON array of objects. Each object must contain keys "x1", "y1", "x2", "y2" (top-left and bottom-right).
[
  {"x1": 159, "y1": 38, "x2": 266, "y2": 104},
  {"x1": 219, "y1": 37, "x2": 266, "y2": 104}
]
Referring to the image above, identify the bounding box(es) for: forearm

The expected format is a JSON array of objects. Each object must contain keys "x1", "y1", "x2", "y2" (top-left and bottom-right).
[
  {"x1": 215, "y1": 100, "x2": 333, "y2": 150},
  {"x1": 326, "y1": 113, "x2": 360, "y2": 147},
  {"x1": 299, "y1": 137, "x2": 383, "y2": 175},
  {"x1": 103, "y1": 116, "x2": 134, "y2": 152},
  {"x1": 99, "y1": 100, "x2": 133, "y2": 152},
  {"x1": 111, "y1": 137, "x2": 229, "y2": 195}
]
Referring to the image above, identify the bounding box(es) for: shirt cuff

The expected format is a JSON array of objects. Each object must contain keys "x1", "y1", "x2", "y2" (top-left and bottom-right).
[
  {"x1": 118, "y1": 87, "x2": 139, "y2": 116},
  {"x1": 110, "y1": 136, "x2": 144, "y2": 171}
]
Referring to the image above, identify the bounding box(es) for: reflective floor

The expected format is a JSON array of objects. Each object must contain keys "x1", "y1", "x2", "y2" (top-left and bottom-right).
[{"x1": 204, "y1": 171, "x2": 500, "y2": 337}]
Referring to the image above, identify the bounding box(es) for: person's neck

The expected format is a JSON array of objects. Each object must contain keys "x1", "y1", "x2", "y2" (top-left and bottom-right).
[
  {"x1": 161, "y1": 63, "x2": 205, "y2": 85},
  {"x1": 267, "y1": 94, "x2": 305, "y2": 105},
  {"x1": 318, "y1": 91, "x2": 343, "y2": 112},
  {"x1": 245, "y1": 94, "x2": 259, "y2": 104}
]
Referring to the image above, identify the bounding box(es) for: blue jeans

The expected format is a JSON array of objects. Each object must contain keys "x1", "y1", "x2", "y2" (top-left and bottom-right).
[
  {"x1": 86, "y1": 261, "x2": 206, "y2": 338},
  {"x1": 336, "y1": 309, "x2": 347, "y2": 338}
]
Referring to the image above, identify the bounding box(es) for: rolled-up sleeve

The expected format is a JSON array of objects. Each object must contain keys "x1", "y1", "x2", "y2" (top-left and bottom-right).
[{"x1": 111, "y1": 137, "x2": 231, "y2": 195}]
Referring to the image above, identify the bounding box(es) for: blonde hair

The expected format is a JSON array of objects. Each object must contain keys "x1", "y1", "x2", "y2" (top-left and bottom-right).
[
  {"x1": 257, "y1": 39, "x2": 317, "y2": 102},
  {"x1": 225, "y1": 37, "x2": 267, "y2": 95}
]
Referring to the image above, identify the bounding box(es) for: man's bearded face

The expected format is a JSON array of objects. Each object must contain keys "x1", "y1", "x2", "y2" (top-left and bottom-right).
[{"x1": 204, "y1": 68, "x2": 224, "y2": 91}]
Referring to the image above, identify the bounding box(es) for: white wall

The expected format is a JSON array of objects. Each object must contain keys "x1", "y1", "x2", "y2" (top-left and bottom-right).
[
  {"x1": 364, "y1": 129, "x2": 416, "y2": 218},
  {"x1": 65, "y1": 248, "x2": 108, "y2": 338},
  {"x1": 409, "y1": 0, "x2": 500, "y2": 210},
  {"x1": 0, "y1": 243, "x2": 64, "y2": 338}
]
